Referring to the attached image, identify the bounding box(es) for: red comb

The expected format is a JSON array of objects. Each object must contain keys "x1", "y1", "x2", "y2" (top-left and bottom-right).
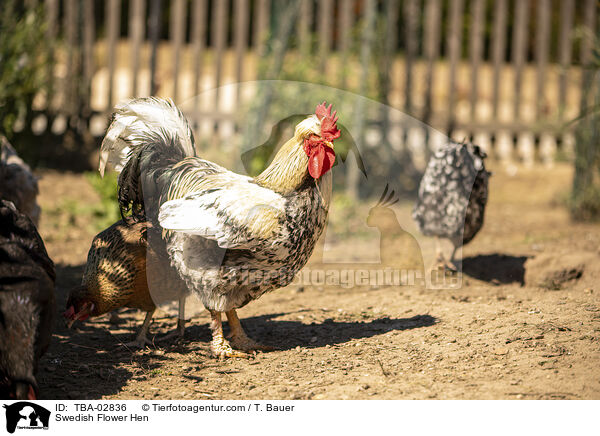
[{"x1": 315, "y1": 101, "x2": 340, "y2": 142}]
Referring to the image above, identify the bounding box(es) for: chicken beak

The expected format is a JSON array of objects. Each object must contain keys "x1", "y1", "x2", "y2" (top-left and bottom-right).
[
  {"x1": 324, "y1": 141, "x2": 334, "y2": 149},
  {"x1": 64, "y1": 303, "x2": 94, "y2": 328}
]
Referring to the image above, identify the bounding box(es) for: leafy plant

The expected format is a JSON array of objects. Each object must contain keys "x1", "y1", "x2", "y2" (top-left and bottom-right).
[
  {"x1": 0, "y1": 2, "x2": 50, "y2": 138},
  {"x1": 84, "y1": 171, "x2": 122, "y2": 231}
]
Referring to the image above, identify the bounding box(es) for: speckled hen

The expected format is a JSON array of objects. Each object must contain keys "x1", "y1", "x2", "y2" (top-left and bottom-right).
[
  {"x1": 412, "y1": 141, "x2": 490, "y2": 270},
  {"x1": 99, "y1": 98, "x2": 340, "y2": 357}
]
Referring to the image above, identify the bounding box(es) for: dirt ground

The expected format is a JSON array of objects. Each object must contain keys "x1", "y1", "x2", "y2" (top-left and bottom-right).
[{"x1": 35, "y1": 163, "x2": 599, "y2": 400}]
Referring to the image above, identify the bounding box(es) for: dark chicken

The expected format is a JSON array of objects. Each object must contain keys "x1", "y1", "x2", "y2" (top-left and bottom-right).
[{"x1": 0, "y1": 200, "x2": 55, "y2": 399}]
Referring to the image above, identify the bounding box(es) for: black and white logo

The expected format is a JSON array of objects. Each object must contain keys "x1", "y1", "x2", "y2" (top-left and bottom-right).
[{"x1": 3, "y1": 402, "x2": 50, "y2": 433}]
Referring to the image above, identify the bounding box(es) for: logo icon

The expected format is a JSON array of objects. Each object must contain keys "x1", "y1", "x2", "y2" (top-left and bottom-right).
[{"x1": 3, "y1": 402, "x2": 50, "y2": 433}]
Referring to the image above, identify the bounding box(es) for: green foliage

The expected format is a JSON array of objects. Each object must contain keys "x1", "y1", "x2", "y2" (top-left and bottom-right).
[
  {"x1": 0, "y1": 2, "x2": 50, "y2": 137},
  {"x1": 84, "y1": 172, "x2": 122, "y2": 231}
]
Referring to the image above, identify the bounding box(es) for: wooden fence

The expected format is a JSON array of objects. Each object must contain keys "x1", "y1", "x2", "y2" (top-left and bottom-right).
[{"x1": 29, "y1": 0, "x2": 599, "y2": 165}]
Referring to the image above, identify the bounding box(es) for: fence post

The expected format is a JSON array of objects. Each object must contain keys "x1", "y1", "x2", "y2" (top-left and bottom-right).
[
  {"x1": 348, "y1": 0, "x2": 376, "y2": 200},
  {"x1": 318, "y1": 0, "x2": 333, "y2": 74},
  {"x1": 129, "y1": 0, "x2": 146, "y2": 98},
  {"x1": 148, "y1": 0, "x2": 161, "y2": 96},
  {"x1": 423, "y1": 0, "x2": 440, "y2": 126},
  {"x1": 469, "y1": 0, "x2": 485, "y2": 122},
  {"x1": 106, "y1": 0, "x2": 121, "y2": 112},
  {"x1": 557, "y1": 0, "x2": 574, "y2": 122},
  {"x1": 447, "y1": 0, "x2": 464, "y2": 135},
  {"x1": 171, "y1": 0, "x2": 187, "y2": 103}
]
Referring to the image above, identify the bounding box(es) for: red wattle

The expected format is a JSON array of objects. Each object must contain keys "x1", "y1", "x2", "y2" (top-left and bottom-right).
[{"x1": 308, "y1": 144, "x2": 335, "y2": 179}]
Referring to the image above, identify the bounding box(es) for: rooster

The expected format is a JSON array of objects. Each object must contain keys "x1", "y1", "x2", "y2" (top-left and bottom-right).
[
  {"x1": 99, "y1": 98, "x2": 340, "y2": 357},
  {"x1": 64, "y1": 220, "x2": 187, "y2": 347},
  {"x1": 0, "y1": 200, "x2": 55, "y2": 399},
  {"x1": 412, "y1": 141, "x2": 490, "y2": 271}
]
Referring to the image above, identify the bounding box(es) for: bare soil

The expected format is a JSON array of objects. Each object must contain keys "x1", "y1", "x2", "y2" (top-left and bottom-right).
[{"x1": 35, "y1": 164, "x2": 600, "y2": 400}]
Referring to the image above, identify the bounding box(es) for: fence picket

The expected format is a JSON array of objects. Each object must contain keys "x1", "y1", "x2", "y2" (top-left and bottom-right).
[
  {"x1": 447, "y1": 0, "x2": 464, "y2": 133},
  {"x1": 106, "y1": 0, "x2": 121, "y2": 112},
  {"x1": 129, "y1": 0, "x2": 145, "y2": 97}
]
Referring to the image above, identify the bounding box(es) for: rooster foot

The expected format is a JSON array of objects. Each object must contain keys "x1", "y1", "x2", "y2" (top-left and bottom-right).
[
  {"x1": 211, "y1": 337, "x2": 252, "y2": 359},
  {"x1": 123, "y1": 336, "x2": 154, "y2": 349},
  {"x1": 228, "y1": 333, "x2": 277, "y2": 353}
]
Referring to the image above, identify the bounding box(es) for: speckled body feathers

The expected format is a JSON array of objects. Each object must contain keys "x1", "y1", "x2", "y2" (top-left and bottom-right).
[{"x1": 413, "y1": 141, "x2": 490, "y2": 246}]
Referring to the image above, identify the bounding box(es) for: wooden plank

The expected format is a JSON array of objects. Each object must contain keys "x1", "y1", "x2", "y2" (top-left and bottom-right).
[
  {"x1": 380, "y1": 0, "x2": 400, "y2": 155},
  {"x1": 511, "y1": 0, "x2": 529, "y2": 120},
  {"x1": 212, "y1": 0, "x2": 228, "y2": 112},
  {"x1": 129, "y1": 0, "x2": 146, "y2": 97},
  {"x1": 318, "y1": 0, "x2": 333, "y2": 73},
  {"x1": 535, "y1": 0, "x2": 550, "y2": 121},
  {"x1": 469, "y1": 0, "x2": 485, "y2": 120},
  {"x1": 64, "y1": 0, "x2": 78, "y2": 118},
  {"x1": 447, "y1": 0, "x2": 464, "y2": 132},
  {"x1": 106, "y1": 0, "x2": 121, "y2": 111},
  {"x1": 191, "y1": 0, "x2": 207, "y2": 127},
  {"x1": 491, "y1": 0, "x2": 506, "y2": 119},
  {"x1": 423, "y1": 0, "x2": 440, "y2": 124},
  {"x1": 557, "y1": 0, "x2": 574, "y2": 120},
  {"x1": 82, "y1": 0, "x2": 95, "y2": 116},
  {"x1": 170, "y1": 0, "x2": 187, "y2": 102},
  {"x1": 338, "y1": 0, "x2": 354, "y2": 88},
  {"x1": 297, "y1": 0, "x2": 313, "y2": 56},
  {"x1": 403, "y1": 0, "x2": 418, "y2": 115},
  {"x1": 380, "y1": 0, "x2": 399, "y2": 104},
  {"x1": 348, "y1": 0, "x2": 376, "y2": 199},
  {"x1": 45, "y1": 0, "x2": 59, "y2": 111},
  {"x1": 234, "y1": 0, "x2": 249, "y2": 103},
  {"x1": 148, "y1": 0, "x2": 161, "y2": 95},
  {"x1": 579, "y1": 0, "x2": 597, "y2": 114},
  {"x1": 254, "y1": 0, "x2": 271, "y2": 56}
]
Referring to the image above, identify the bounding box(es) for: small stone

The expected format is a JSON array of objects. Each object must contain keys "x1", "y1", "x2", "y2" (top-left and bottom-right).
[
  {"x1": 494, "y1": 347, "x2": 509, "y2": 355},
  {"x1": 310, "y1": 336, "x2": 318, "y2": 343},
  {"x1": 295, "y1": 346, "x2": 301, "y2": 351}
]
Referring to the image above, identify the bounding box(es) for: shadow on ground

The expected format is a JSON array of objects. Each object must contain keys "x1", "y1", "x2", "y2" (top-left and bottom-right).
[
  {"x1": 462, "y1": 254, "x2": 529, "y2": 285},
  {"x1": 185, "y1": 312, "x2": 438, "y2": 351},
  {"x1": 39, "y1": 265, "x2": 437, "y2": 399}
]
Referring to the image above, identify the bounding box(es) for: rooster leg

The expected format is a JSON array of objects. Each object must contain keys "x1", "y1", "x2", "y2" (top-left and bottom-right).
[
  {"x1": 124, "y1": 309, "x2": 155, "y2": 348},
  {"x1": 209, "y1": 310, "x2": 250, "y2": 359},
  {"x1": 226, "y1": 309, "x2": 276, "y2": 352}
]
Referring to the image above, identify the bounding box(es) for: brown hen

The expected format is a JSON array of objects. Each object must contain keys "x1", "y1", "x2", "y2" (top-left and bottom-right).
[{"x1": 64, "y1": 220, "x2": 187, "y2": 347}]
